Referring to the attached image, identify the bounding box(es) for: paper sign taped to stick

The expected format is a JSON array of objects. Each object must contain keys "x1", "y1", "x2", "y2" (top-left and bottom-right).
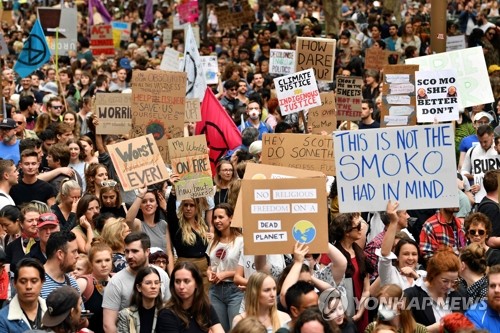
[
  {"x1": 96, "y1": 93, "x2": 131, "y2": 135},
  {"x1": 262, "y1": 133, "x2": 335, "y2": 175},
  {"x1": 274, "y1": 68, "x2": 321, "y2": 116},
  {"x1": 296, "y1": 37, "x2": 335, "y2": 81},
  {"x1": 335, "y1": 76, "x2": 363, "y2": 121},
  {"x1": 232, "y1": 164, "x2": 326, "y2": 228},
  {"x1": 131, "y1": 70, "x2": 186, "y2": 163},
  {"x1": 167, "y1": 135, "x2": 214, "y2": 200},
  {"x1": 406, "y1": 47, "x2": 493, "y2": 109},
  {"x1": 269, "y1": 49, "x2": 296, "y2": 75},
  {"x1": 107, "y1": 134, "x2": 169, "y2": 191},
  {"x1": 415, "y1": 69, "x2": 459, "y2": 122},
  {"x1": 242, "y1": 177, "x2": 328, "y2": 255},
  {"x1": 334, "y1": 124, "x2": 458, "y2": 212},
  {"x1": 307, "y1": 92, "x2": 336, "y2": 134}
]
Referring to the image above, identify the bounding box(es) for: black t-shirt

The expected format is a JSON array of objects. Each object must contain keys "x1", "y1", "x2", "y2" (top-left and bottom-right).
[
  {"x1": 6, "y1": 237, "x2": 27, "y2": 273},
  {"x1": 359, "y1": 121, "x2": 380, "y2": 130},
  {"x1": 139, "y1": 306, "x2": 155, "y2": 333},
  {"x1": 10, "y1": 179, "x2": 55, "y2": 206},
  {"x1": 156, "y1": 305, "x2": 220, "y2": 333}
]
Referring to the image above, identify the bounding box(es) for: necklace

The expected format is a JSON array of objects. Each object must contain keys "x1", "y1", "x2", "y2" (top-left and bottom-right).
[{"x1": 218, "y1": 188, "x2": 228, "y2": 204}]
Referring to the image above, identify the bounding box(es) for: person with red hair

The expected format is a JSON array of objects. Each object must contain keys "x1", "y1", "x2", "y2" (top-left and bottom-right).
[{"x1": 440, "y1": 313, "x2": 474, "y2": 333}]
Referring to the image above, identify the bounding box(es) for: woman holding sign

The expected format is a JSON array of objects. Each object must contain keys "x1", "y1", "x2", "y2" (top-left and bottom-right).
[{"x1": 126, "y1": 184, "x2": 174, "y2": 275}]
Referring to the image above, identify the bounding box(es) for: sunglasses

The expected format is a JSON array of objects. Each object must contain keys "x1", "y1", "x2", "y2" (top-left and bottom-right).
[
  {"x1": 468, "y1": 229, "x2": 486, "y2": 236},
  {"x1": 16, "y1": 121, "x2": 23, "y2": 125},
  {"x1": 348, "y1": 222, "x2": 362, "y2": 232},
  {"x1": 51, "y1": 105, "x2": 63, "y2": 109},
  {"x1": 101, "y1": 180, "x2": 118, "y2": 187}
]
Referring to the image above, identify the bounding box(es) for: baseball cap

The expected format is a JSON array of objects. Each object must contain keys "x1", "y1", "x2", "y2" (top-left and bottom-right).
[
  {"x1": 119, "y1": 58, "x2": 132, "y2": 70},
  {"x1": 473, "y1": 111, "x2": 493, "y2": 123},
  {"x1": 0, "y1": 118, "x2": 18, "y2": 129},
  {"x1": 42, "y1": 286, "x2": 80, "y2": 327},
  {"x1": 488, "y1": 64, "x2": 500, "y2": 75},
  {"x1": 38, "y1": 213, "x2": 59, "y2": 229}
]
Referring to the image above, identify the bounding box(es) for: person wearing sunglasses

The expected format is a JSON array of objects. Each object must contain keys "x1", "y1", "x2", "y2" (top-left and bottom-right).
[
  {"x1": 13, "y1": 113, "x2": 37, "y2": 140},
  {"x1": 47, "y1": 96, "x2": 64, "y2": 123},
  {"x1": 464, "y1": 212, "x2": 500, "y2": 267},
  {"x1": 329, "y1": 212, "x2": 370, "y2": 332},
  {"x1": 100, "y1": 181, "x2": 129, "y2": 218}
]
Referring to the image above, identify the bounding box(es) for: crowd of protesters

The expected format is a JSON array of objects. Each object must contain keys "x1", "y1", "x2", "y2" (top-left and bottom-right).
[{"x1": 0, "y1": 0, "x2": 499, "y2": 332}]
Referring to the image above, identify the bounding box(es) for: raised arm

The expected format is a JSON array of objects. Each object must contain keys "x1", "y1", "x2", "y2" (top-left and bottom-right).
[
  {"x1": 125, "y1": 185, "x2": 145, "y2": 232},
  {"x1": 326, "y1": 242, "x2": 348, "y2": 286},
  {"x1": 279, "y1": 242, "x2": 309, "y2": 309}
]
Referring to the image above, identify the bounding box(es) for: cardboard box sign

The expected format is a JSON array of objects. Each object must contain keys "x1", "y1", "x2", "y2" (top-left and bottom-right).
[
  {"x1": 107, "y1": 134, "x2": 170, "y2": 191},
  {"x1": 296, "y1": 37, "x2": 336, "y2": 82},
  {"x1": 96, "y1": 93, "x2": 131, "y2": 135},
  {"x1": 242, "y1": 177, "x2": 328, "y2": 255}
]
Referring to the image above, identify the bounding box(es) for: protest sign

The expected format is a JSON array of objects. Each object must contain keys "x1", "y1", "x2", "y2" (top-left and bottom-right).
[
  {"x1": 307, "y1": 92, "x2": 336, "y2": 134},
  {"x1": 471, "y1": 155, "x2": 500, "y2": 202},
  {"x1": 446, "y1": 35, "x2": 466, "y2": 51},
  {"x1": 96, "y1": 93, "x2": 131, "y2": 135},
  {"x1": 90, "y1": 24, "x2": 114, "y2": 57},
  {"x1": 415, "y1": 69, "x2": 459, "y2": 122},
  {"x1": 215, "y1": 1, "x2": 255, "y2": 29},
  {"x1": 380, "y1": 65, "x2": 419, "y2": 127},
  {"x1": 111, "y1": 21, "x2": 131, "y2": 49},
  {"x1": 334, "y1": 124, "x2": 458, "y2": 212},
  {"x1": 131, "y1": 70, "x2": 186, "y2": 163},
  {"x1": 200, "y1": 56, "x2": 218, "y2": 85},
  {"x1": 107, "y1": 134, "x2": 170, "y2": 191},
  {"x1": 335, "y1": 76, "x2": 363, "y2": 121},
  {"x1": 160, "y1": 48, "x2": 182, "y2": 71},
  {"x1": 406, "y1": 47, "x2": 493, "y2": 109},
  {"x1": 364, "y1": 47, "x2": 399, "y2": 71},
  {"x1": 37, "y1": 7, "x2": 77, "y2": 56},
  {"x1": 163, "y1": 28, "x2": 173, "y2": 45},
  {"x1": 1, "y1": 10, "x2": 13, "y2": 25},
  {"x1": 232, "y1": 161, "x2": 326, "y2": 228},
  {"x1": 241, "y1": 177, "x2": 328, "y2": 255},
  {"x1": 269, "y1": 49, "x2": 296, "y2": 75},
  {"x1": 262, "y1": 133, "x2": 335, "y2": 175},
  {"x1": 274, "y1": 68, "x2": 321, "y2": 116},
  {"x1": 296, "y1": 37, "x2": 335, "y2": 81},
  {"x1": 177, "y1": 0, "x2": 199, "y2": 24},
  {"x1": 0, "y1": 34, "x2": 8, "y2": 56},
  {"x1": 185, "y1": 98, "x2": 201, "y2": 122},
  {"x1": 167, "y1": 135, "x2": 214, "y2": 200}
]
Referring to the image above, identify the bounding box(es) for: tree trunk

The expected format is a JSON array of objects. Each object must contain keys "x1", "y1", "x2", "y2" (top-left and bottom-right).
[{"x1": 323, "y1": 0, "x2": 340, "y2": 35}]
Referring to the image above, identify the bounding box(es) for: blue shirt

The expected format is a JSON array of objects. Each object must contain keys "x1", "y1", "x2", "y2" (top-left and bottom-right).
[
  {"x1": 0, "y1": 140, "x2": 20, "y2": 165},
  {"x1": 459, "y1": 134, "x2": 479, "y2": 153},
  {"x1": 466, "y1": 300, "x2": 500, "y2": 330},
  {"x1": 239, "y1": 121, "x2": 273, "y2": 140}
]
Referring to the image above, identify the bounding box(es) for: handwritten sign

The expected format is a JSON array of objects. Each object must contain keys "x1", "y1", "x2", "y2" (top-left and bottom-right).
[
  {"x1": 406, "y1": 47, "x2": 493, "y2": 109},
  {"x1": 446, "y1": 35, "x2": 466, "y2": 52},
  {"x1": 131, "y1": 70, "x2": 186, "y2": 163},
  {"x1": 241, "y1": 178, "x2": 328, "y2": 255},
  {"x1": 160, "y1": 48, "x2": 182, "y2": 71},
  {"x1": 415, "y1": 69, "x2": 459, "y2": 122},
  {"x1": 334, "y1": 124, "x2": 458, "y2": 212},
  {"x1": 380, "y1": 65, "x2": 419, "y2": 127},
  {"x1": 274, "y1": 68, "x2": 321, "y2": 116},
  {"x1": 269, "y1": 49, "x2": 296, "y2": 75},
  {"x1": 96, "y1": 93, "x2": 131, "y2": 135},
  {"x1": 335, "y1": 76, "x2": 363, "y2": 121},
  {"x1": 200, "y1": 56, "x2": 218, "y2": 85},
  {"x1": 296, "y1": 37, "x2": 335, "y2": 82},
  {"x1": 215, "y1": 1, "x2": 255, "y2": 29},
  {"x1": 262, "y1": 133, "x2": 334, "y2": 176},
  {"x1": 307, "y1": 92, "x2": 336, "y2": 134},
  {"x1": 185, "y1": 98, "x2": 201, "y2": 122},
  {"x1": 90, "y1": 24, "x2": 114, "y2": 57},
  {"x1": 163, "y1": 28, "x2": 173, "y2": 45},
  {"x1": 364, "y1": 47, "x2": 399, "y2": 71},
  {"x1": 471, "y1": 155, "x2": 500, "y2": 202},
  {"x1": 167, "y1": 135, "x2": 214, "y2": 200},
  {"x1": 108, "y1": 134, "x2": 169, "y2": 191}
]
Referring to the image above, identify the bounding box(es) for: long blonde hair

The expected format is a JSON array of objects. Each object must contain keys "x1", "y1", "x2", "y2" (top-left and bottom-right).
[
  {"x1": 177, "y1": 198, "x2": 208, "y2": 246},
  {"x1": 245, "y1": 272, "x2": 281, "y2": 332}
]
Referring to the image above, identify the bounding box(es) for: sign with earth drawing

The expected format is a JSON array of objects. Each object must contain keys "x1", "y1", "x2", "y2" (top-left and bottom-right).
[{"x1": 241, "y1": 177, "x2": 328, "y2": 255}]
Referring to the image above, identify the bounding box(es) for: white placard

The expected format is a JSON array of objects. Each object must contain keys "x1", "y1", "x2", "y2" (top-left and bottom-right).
[
  {"x1": 200, "y1": 56, "x2": 218, "y2": 85},
  {"x1": 446, "y1": 35, "x2": 466, "y2": 52},
  {"x1": 269, "y1": 49, "x2": 296, "y2": 75},
  {"x1": 160, "y1": 48, "x2": 182, "y2": 71}
]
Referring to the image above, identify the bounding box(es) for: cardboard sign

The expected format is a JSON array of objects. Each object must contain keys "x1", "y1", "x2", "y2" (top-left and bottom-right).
[
  {"x1": 163, "y1": 28, "x2": 173, "y2": 45},
  {"x1": 269, "y1": 49, "x2": 296, "y2": 75},
  {"x1": 471, "y1": 155, "x2": 500, "y2": 202},
  {"x1": 96, "y1": 93, "x2": 132, "y2": 135},
  {"x1": 200, "y1": 56, "x2": 218, "y2": 85},
  {"x1": 334, "y1": 124, "x2": 458, "y2": 212},
  {"x1": 131, "y1": 70, "x2": 186, "y2": 163},
  {"x1": 215, "y1": 1, "x2": 255, "y2": 29},
  {"x1": 446, "y1": 35, "x2": 466, "y2": 52},
  {"x1": 274, "y1": 68, "x2": 321, "y2": 116},
  {"x1": 406, "y1": 47, "x2": 493, "y2": 109},
  {"x1": 415, "y1": 69, "x2": 459, "y2": 123},
  {"x1": 232, "y1": 163, "x2": 326, "y2": 228},
  {"x1": 307, "y1": 92, "x2": 336, "y2": 134},
  {"x1": 185, "y1": 98, "x2": 201, "y2": 122},
  {"x1": 0, "y1": 34, "x2": 8, "y2": 56},
  {"x1": 335, "y1": 76, "x2": 363, "y2": 121},
  {"x1": 90, "y1": 24, "x2": 114, "y2": 56},
  {"x1": 107, "y1": 134, "x2": 170, "y2": 191},
  {"x1": 364, "y1": 47, "x2": 400, "y2": 71},
  {"x1": 1, "y1": 10, "x2": 14, "y2": 25},
  {"x1": 296, "y1": 37, "x2": 335, "y2": 82},
  {"x1": 241, "y1": 177, "x2": 328, "y2": 255},
  {"x1": 160, "y1": 48, "x2": 182, "y2": 71},
  {"x1": 380, "y1": 65, "x2": 419, "y2": 127},
  {"x1": 111, "y1": 21, "x2": 131, "y2": 49},
  {"x1": 261, "y1": 133, "x2": 335, "y2": 176},
  {"x1": 167, "y1": 135, "x2": 214, "y2": 200},
  {"x1": 37, "y1": 7, "x2": 78, "y2": 56}
]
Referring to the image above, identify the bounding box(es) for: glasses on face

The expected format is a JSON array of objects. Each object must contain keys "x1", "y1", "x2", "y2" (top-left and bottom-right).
[
  {"x1": 221, "y1": 169, "x2": 233, "y2": 173},
  {"x1": 51, "y1": 105, "x2": 63, "y2": 109},
  {"x1": 101, "y1": 180, "x2": 118, "y2": 187},
  {"x1": 440, "y1": 278, "x2": 459, "y2": 286},
  {"x1": 154, "y1": 259, "x2": 168, "y2": 265},
  {"x1": 229, "y1": 88, "x2": 237, "y2": 91},
  {"x1": 468, "y1": 229, "x2": 486, "y2": 236},
  {"x1": 16, "y1": 121, "x2": 23, "y2": 125}
]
